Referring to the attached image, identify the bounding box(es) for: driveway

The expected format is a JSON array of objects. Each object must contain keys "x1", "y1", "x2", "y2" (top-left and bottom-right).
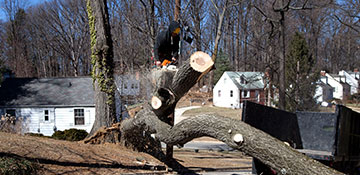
[{"x1": 174, "y1": 106, "x2": 201, "y2": 124}]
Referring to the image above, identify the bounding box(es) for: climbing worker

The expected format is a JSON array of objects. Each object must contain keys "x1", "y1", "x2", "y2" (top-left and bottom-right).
[{"x1": 154, "y1": 20, "x2": 192, "y2": 68}]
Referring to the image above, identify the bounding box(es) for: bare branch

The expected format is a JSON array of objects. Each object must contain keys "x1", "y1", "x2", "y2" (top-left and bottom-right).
[{"x1": 334, "y1": 15, "x2": 360, "y2": 33}]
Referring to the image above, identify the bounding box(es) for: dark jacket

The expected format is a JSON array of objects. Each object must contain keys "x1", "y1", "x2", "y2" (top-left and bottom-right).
[{"x1": 154, "y1": 21, "x2": 180, "y2": 63}]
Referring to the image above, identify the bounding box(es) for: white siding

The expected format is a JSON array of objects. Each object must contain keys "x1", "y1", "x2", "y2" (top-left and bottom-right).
[
  {"x1": 55, "y1": 107, "x2": 95, "y2": 134},
  {"x1": 213, "y1": 74, "x2": 241, "y2": 109},
  {"x1": 339, "y1": 70, "x2": 358, "y2": 95},
  {"x1": 0, "y1": 107, "x2": 95, "y2": 136},
  {"x1": 315, "y1": 85, "x2": 323, "y2": 103},
  {"x1": 321, "y1": 73, "x2": 344, "y2": 100}
]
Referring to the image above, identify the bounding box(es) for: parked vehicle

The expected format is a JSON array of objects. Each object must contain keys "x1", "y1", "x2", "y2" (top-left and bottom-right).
[{"x1": 242, "y1": 101, "x2": 360, "y2": 174}]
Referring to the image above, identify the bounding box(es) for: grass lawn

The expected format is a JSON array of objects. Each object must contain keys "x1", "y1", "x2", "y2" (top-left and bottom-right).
[{"x1": 182, "y1": 106, "x2": 242, "y2": 120}]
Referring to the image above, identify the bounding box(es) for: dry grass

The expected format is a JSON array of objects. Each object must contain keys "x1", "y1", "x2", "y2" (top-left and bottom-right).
[
  {"x1": 0, "y1": 132, "x2": 167, "y2": 174},
  {"x1": 182, "y1": 106, "x2": 242, "y2": 120}
]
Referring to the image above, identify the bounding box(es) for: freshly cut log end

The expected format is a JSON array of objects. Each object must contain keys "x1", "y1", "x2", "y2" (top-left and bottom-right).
[
  {"x1": 233, "y1": 133, "x2": 244, "y2": 144},
  {"x1": 151, "y1": 96, "x2": 162, "y2": 109},
  {"x1": 190, "y1": 51, "x2": 214, "y2": 72}
]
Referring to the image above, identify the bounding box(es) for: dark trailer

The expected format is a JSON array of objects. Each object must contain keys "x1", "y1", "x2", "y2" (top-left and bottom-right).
[{"x1": 242, "y1": 101, "x2": 360, "y2": 174}]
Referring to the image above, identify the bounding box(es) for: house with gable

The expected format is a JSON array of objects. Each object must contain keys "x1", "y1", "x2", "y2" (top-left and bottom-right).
[
  {"x1": 339, "y1": 70, "x2": 359, "y2": 95},
  {"x1": 213, "y1": 71, "x2": 266, "y2": 109},
  {"x1": 0, "y1": 76, "x2": 135, "y2": 136},
  {"x1": 0, "y1": 77, "x2": 96, "y2": 136},
  {"x1": 319, "y1": 72, "x2": 350, "y2": 101},
  {"x1": 315, "y1": 79, "x2": 334, "y2": 106}
]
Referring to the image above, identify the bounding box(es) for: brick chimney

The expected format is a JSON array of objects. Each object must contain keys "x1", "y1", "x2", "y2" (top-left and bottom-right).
[
  {"x1": 320, "y1": 70, "x2": 326, "y2": 76},
  {"x1": 354, "y1": 68, "x2": 359, "y2": 73}
]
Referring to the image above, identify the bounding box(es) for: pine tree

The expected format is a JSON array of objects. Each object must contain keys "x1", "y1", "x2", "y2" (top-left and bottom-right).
[
  {"x1": 285, "y1": 32, "x2": 319, "y2": 112},
  {"x1": 213, "y1": 51, "x2": 232, "y2": 85}
]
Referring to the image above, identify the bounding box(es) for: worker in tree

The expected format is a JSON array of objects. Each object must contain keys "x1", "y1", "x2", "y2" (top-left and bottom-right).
[{"x1": 154, "y1": 21, "x2": 192, "y2": 67}]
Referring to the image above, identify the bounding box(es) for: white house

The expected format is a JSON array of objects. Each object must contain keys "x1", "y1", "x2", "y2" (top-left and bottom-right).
[
  {"x1": 0, "y1": 77, "x2": 96, "y2": 136},
  {"x1": 319, "y1": 73, "x2": 350, "y2": 100},
  {"x1": 315, "y1": 80, "x2": 334, "y2": 105},
  {"x1": 339, "y1": 70, "x2": 359, "y2": 95},
  {"x1": 213, "y1": 72, "x2": 265, "y2": 109}
]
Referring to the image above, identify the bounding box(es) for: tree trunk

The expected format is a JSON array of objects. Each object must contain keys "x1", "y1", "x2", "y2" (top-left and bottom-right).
[
  {"x1": 174, "y1": 0, "x2": 181, "y2": 21},
  {"x1": 85, "y1": 51, "x2": 342, "y2": 174},
  {"x1": 278, "y1": 9, "x2": 286, "y2": 110},
  {"x1": 86, "y1": 0, "x2": 117, "y2": 138}
]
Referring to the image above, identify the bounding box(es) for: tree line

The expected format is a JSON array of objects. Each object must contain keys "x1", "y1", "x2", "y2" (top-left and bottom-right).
[{"x1": 0, "y1": 0, "x2": 359, "y2": 109}]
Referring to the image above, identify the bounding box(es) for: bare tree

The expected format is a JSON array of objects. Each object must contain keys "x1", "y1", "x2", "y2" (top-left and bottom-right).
[{"x1": 208, "y1": 0, "x2": 238, "y2": 91}]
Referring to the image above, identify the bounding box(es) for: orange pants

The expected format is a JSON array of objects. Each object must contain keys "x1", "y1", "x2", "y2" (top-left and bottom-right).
[{"x1": 161, "y1": 59, "x2": 172, "y2": 66}]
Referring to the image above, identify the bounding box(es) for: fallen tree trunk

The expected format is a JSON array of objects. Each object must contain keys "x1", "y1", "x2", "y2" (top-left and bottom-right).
[
  {"x1": 88, "y1": 51, "x2": 343, "y2": 174},
  {"x1": 121, "y1": 106, "x2": 342, "y2": 175}
]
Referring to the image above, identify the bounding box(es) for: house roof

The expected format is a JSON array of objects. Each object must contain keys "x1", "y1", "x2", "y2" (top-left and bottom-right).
[
  {"x1": 327, "y1": 74, "x2": 349, "y2": 85},
  {"x1": 0, "y1": 77, "x2": 95, "y2": 107},
  {"x1": 224, "y1": 71, "x2": 265, "y2": 90},
  {"x1": 317, "y1": 80, "x2": 333, "y2": 89}
]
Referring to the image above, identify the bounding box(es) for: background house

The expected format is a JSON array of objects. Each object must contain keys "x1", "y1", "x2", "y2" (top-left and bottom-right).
[
  {"x1": 339, "y1": 70, "x2": 359, "y2": 95},
  {"x1": 0, "y1": 77, "x2": 96, "y2": 136},
  {"x1": 0, "y1": 76, "x2": 137, "y2": 136},
  {"x1": 213, "y1": 72, "x2": 265, "y2": 109},
  {"x1": 315, "y1": 80, "x2": 334, "y2": 106},
  {"x1": 320, "y1": 72, "x2": 350, "y2": 101}
]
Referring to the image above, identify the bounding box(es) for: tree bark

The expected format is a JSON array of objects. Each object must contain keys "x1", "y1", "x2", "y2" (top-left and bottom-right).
[
  {"x1": 86, "y1": 0, "x2": 117, "y2": 137},
  {"x1": 121, "y1": 109, "x2": 342, "y2": 175},
  {"x1": 86, "y1": 51, "x2": 342, "y2": 174}
]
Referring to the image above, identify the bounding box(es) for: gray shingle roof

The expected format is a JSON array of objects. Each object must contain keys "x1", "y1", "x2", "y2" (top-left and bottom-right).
[
  {"x1": 225, "y1": 71, "x2": 265, "y2": 90},
  {"x1": 0, "y1": 77, "x2": 95, "y2": 107}
]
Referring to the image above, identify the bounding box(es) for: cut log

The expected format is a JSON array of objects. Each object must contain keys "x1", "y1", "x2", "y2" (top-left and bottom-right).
[
  {"x1": 150, "y1": 51, "x2": 214, "y2": 118},
  {"x1": 86, "y1": 50, "x2": 343, "y2": 174},
  {"x1": 121, "y1": 105, "x2": 343, "y2": 175},
  {"x1": 189, "y1": 51, "x2": 213, "y2": 72}
]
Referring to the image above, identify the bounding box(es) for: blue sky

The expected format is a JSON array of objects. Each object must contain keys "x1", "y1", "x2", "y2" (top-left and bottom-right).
[{"x1": 0, "y1": 0, "x2": 46, "y2": 21}]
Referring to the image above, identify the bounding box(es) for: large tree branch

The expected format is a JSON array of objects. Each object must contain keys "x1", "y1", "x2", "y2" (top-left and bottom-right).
[
  {"x1": 87, "y1": 50, "x2": 342, "y2": 174},
  {"x1": 121, "y1": 104, "x2": 342, "y2": 175}
]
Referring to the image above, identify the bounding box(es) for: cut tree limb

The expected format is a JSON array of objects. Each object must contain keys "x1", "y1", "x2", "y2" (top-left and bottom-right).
[
  {"x1": 150, "y1": 51, "x2": 214, "y2": 119},
  {"x1": 121, "y1": 105, "x2": 343, "y2": 175},
  {"x1": 87, "y1": 50, "x2": 343, "y2": 174}
]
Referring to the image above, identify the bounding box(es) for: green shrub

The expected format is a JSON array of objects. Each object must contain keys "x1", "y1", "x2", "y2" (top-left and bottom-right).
[
  {"x1": 0, "y1": 157, "x2": 37, "y2": 175},
  {"x1": 25, "y1": 133, "x2": 47, "y2": 138},
  {"x1": 51, "y1": 129, "x2": 88, "y2": 141},
  {"x1": 51, "y1": 130, "x2": 66, "y2": 140}
]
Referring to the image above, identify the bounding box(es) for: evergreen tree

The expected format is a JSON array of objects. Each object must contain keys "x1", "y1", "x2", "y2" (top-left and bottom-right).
[
  {"x1": 213, "y1": 50, "x2": 232, "y2": 85},
  {"x1": 285, "y1": 32, "x2": 319, "y2": 112}
]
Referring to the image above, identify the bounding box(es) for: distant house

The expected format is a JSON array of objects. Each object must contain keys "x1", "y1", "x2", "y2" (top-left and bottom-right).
[
  {"x1": 213, "y1": 72, "x2": 265, "y2": 109},
  {"x1": 114, "y1": 74, "x2": 141, "y2": 121},
  {"x1": 315, "y1": 79, "x2": 334, "y2": 105},
  {"x1": 0, "y1": 76, "x2": 137, "y2": 136},
  {"x1": 339, "y1": 70, "x2": 359, "y2": 95},
  {"x1": 319, "y1": 72, "x2": 350, "y2": 100},
  {"x1": 0, "y1": 77, "x2": 96, "y2": 136}
]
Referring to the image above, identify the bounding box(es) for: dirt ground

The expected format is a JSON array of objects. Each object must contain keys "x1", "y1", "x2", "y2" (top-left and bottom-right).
[{"x1": 0, "y1": 132, "x2": 251, "y2": 174}]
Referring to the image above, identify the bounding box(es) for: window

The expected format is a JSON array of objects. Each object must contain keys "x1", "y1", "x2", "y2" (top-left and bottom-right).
[
  {"x1": 242, "y1": 90, "x2": 250, "y2": 98},
  {"x1": 240, "y1": 77, "x2": 245, "y2": 84},
  {"x1": 230, "y1": 90, "x2": 233, "y2": 97},
  {"x1": 5, "y1": 109, "x2": 15, "y2": 117},
  {"x1": 74, "y1": 109, "x2": 85, "y2": 125},
  {"x1": 44, "y1": 110, "x2": 49, "y2": 121},
  {"x1": 131, "y1": 84, "x2": 135, "y2": 89},
  {"x1": 124, "y1": 83, "x2": 128, "y2": 89},
  {"x1": 218, "y1": 90, "x2": 221, "y2": 97}
]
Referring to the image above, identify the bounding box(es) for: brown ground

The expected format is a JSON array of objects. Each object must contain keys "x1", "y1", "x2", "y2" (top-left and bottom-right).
[
  {"x1": 0, "y1": 90, "x2": 253, "y2": 174},
  {"x1": 0, "y1": 132, "x2": 251, "y2": 174}
]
